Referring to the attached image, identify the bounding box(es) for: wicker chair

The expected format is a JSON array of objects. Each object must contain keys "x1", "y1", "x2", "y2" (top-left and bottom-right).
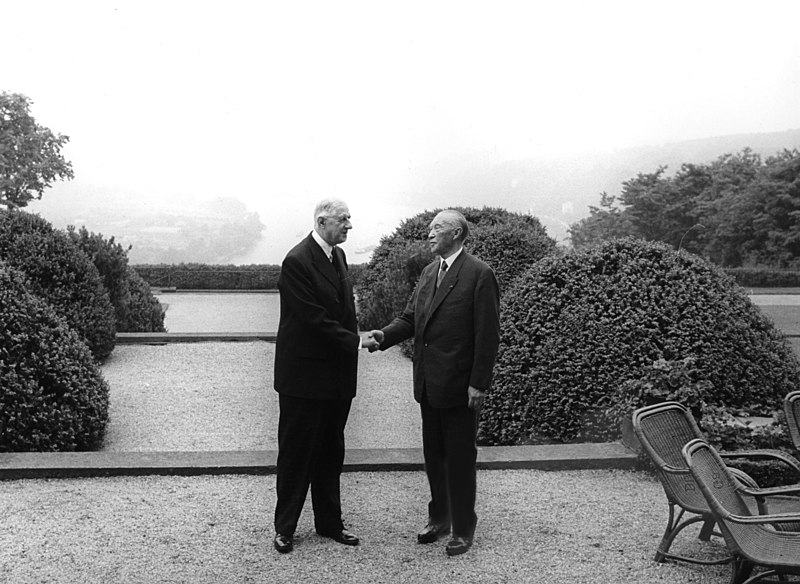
[
  {"x1": 683, "y1": 438, "x2": 800, "y2": 584},
  {"x1": 785, "y1": 391, "x2": 800, "y2": 452},
  {"x1": 632, "y1": 401, "x2": 800, "y2": 565}
]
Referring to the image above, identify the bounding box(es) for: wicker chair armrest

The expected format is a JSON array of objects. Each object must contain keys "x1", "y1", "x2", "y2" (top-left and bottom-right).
[
  {"x1": 725, "y1": 511, "x2": 800, "y2": 527},
  {"x1": 659, "y1": 463, "x2": 690, "y2": 475},
  {"x1": 720, "y1": 449, "x2": 800, "y2": 473},
  {"x1": 740, "y1": 483, "x2": 800, "y2": 498}
]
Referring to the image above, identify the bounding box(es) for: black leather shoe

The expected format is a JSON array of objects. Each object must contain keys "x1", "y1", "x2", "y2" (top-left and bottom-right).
[
  {"x1": 273, "y1": 533, "x2": 293, "y2": 553},
  {"x1": 445, "y1": 536, "x2": 473, "y2": 557},
  {"x1": 317, "y1": 528, "x2": 360, "y2": 546},
  {"x1": 417, "y1": 522, "x2": 451, "y2": 544}
]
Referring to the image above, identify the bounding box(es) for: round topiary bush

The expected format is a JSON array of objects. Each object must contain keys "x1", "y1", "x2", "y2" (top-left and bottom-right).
[
  {"x1": 357, "y1": 207, "x2": 556, "y2": 331},
  {"x1": 0, "y1": 263, "x2": 109, "y2": 451},
  {"x1": 480, "y1": 237, "x2": 800, "y2": 446},
  {"x1": 0, "y1": 211, "x2": 116, "y2": 360},
  {"x1": 125, "y1": 265, "x2": 166, "y2": 332},
  {"x1": 67, "y1": 225, "x2": 165, "y2": 333}
]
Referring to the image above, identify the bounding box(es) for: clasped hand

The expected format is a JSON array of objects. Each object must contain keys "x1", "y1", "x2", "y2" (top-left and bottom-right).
[{"x1": 360, "y1": 330, "x2": 384, "y2": 352}]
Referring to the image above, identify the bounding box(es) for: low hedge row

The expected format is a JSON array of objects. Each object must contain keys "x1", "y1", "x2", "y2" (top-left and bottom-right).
[
  {"x1": 133, "y1": 263, "x2": 281, "y2": 290},
  {"x1": 724, "y1": 267, "x2": 800, "y2": 287}
]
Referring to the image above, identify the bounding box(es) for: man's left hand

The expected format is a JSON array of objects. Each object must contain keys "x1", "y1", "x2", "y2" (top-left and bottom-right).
[{"x1": 467, "y1": 386, "x2": 485, "y2": 410}]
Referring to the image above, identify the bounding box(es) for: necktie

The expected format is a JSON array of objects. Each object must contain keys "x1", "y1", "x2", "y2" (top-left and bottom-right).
[
  {"x1": 331, "y1": 246, "x2": 344, "y2": 280},
  {"x1": 436, "y1": 261, "x2": 448, "y2": 290}
]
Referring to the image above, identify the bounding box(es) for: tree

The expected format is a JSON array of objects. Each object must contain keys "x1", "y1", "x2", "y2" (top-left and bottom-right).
[
  {"x1": 0, "y1": 92, "x2": 74, "y2": 209},
  {"x1": 569, "y1": 148, "x2": 800, "y2": 268}
]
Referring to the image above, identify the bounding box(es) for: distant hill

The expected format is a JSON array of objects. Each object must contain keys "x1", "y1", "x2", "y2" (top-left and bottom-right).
[
  {"x1": 27, "y1": 185, "x2": 265, "y2": 264},
  {"x1": 401, "y1": 129, "x2": 800, "y2": 244},
  {"x1": 25, "y1": 129, "x2": 800, "y2": 261}
]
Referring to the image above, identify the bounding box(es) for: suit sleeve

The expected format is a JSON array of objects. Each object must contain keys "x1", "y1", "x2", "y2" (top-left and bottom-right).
[
  {"x1": 279, "y1": 253, "x2": 360, "y2": 353},
  {"x1": 470, "y1": 266, "x2": 501, "y2": 390},
  {"x1": 379, "y1": 281, "x2": 419, "y2": 350}
]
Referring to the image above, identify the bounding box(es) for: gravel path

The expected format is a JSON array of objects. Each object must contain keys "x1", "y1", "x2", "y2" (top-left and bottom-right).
[
  {"x1": 0, "y1": 470, "x2": 730, "y2": 584},
  {"x1": 100, "y1": 342, "x2": 421, "y2": 451}
]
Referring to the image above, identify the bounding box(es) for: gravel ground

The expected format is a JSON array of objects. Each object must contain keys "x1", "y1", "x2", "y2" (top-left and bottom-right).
[
  {"x1": 0, "y1": 470, "x2": 732, "y2": 584},
  {"x1": 100, "y1": 342, "x2": 421, "y2": 451}
]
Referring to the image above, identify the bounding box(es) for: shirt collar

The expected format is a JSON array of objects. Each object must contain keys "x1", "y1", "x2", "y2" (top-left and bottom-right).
[
  {"x1": 311, "y1": 229, "x2": 334, "y2": 260},
  {"x1": 439, "y1": 246, "x2": 463, "y2": 267}
]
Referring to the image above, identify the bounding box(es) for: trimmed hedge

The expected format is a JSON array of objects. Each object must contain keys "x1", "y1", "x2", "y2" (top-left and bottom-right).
[
  {"x1": 126, "y1": 266, "x2": 166, "y2": 332},
  {"x1": 68, "y1": 225, "x2": 165, "y2": 333},
  {"x1": 0, "y1": 264, "x2": 109, "y2": 451},
  {"x1": 0, "y1": 211, "x2": 116, "y2": 360},
  {"x1": 480, "y1": 238, "x2": 800, "y2": 446},
  {"x1": 133, "y1": 263, "x2": 281, "y2": 290},
  {"x1": 357, "y1": 207, "x2": 556, "y2": 332},
  {"x1": 724, "y1": 267, "x2": 800, "y2": 288}
]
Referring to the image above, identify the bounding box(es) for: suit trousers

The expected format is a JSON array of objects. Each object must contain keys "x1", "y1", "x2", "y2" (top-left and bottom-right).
[
  {"x1": 420, "y1": 395, "x2": 478, "y2": 538},
  {"x1": 274, "y1": 393, "x2": 352, "y2": 536}
]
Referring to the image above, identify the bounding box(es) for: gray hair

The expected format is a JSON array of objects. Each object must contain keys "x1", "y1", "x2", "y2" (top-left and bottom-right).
[
  {"x1": 441, "y1": 209, "x2": 470, "y2": 242},
  {"x1": 314, "y1": 198, "x2": 348, "y2": 223}
]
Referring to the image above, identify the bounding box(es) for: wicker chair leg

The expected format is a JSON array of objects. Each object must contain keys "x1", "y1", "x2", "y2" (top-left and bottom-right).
[
  {"x1": 698, "y1": 517, "x2": 716, "y2": 541},
  {"x1": 655, "y1": 503, "x2": 732, "y2": 565},
  {"x1": 655, "y1": 505, "x2": 706, "y2": 562},
  {"x1": 729, "y1": 557, "x2": 755, "y2": 584}
]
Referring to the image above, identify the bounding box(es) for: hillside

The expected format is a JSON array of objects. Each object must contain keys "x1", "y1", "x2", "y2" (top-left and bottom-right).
[{"x1": 402, "y1": 129, "x2": 800, "y2": 244}]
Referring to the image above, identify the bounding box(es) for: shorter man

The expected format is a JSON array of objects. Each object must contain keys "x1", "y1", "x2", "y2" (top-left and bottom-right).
[{"x1": 368, "y1": 209, "x2": 500, "y2": 556}]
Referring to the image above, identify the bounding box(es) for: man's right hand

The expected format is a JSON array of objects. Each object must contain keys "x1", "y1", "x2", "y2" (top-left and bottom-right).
[{"x1": 367, "y1": 330, "x2": 384, "y2": 352}]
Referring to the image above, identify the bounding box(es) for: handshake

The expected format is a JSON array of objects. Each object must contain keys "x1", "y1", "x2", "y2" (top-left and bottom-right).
[{"x1": 361, "y1": 330, "x2": 384, "y2": 353}]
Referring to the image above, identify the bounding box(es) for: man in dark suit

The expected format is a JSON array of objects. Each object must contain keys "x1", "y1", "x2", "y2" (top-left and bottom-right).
[
  {"x1": 272, "y1": 198, "x2": 378, "y2": 554},
  {"x1": 368, "y1": 209, "x2": 500, "y2": 557}
]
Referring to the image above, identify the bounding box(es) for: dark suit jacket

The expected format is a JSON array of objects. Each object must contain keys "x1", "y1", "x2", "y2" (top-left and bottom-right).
[
  {"x1": 273, "y1": 233, "x2": 359, "y2": 400},
  {"x1": 380, "y1": 251, "x2": 500, "y2": 408}
]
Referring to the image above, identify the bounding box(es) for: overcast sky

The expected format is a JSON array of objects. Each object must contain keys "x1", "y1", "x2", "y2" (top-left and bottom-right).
[{"x1": 5, "y1": 0, "x2": 800, "y2": 261}]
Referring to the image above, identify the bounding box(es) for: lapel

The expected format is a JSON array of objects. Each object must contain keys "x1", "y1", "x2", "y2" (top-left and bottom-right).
[
  {"x1": 423, "y1": 252, "x2": 465, "y2": 328},
  {"x1": 308, "y1": 234, "x2": 341, "y2": 295}
]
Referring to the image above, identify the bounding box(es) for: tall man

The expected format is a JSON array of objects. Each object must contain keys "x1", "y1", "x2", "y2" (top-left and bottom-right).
[
  {"x1": 368, "y1": 209, "x2": 500, "y2": 556},
  {"x1": 273, "y1": 198, "x2": 376, "y2": 553}
]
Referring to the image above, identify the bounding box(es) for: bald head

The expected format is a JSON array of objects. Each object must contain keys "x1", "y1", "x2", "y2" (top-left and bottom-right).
[{"x1": 428, "y1": 209, "x2": 469, "y2": 258}]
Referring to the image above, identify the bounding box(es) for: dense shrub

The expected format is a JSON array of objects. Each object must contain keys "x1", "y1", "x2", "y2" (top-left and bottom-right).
[
  {"x1": 357, "y1": 207, "x2": 556, "y2": 332},
  {"x1": 0, "y1": 264, "x2": 109, "y2": 451},
  {"x1": 0, "y1": 211, "x2": 116, "y2": 360},
  {"x1": 133, "y1": 263, "x2": 281, "y2": 290},
  {"x1": 67, "y1": 225, "x2": 165, "y2": 332},
  {"x1": 126, "y1": 266, "x2": 166, "y2": 332},
  {"x1": 480, "y1": 238, "x2": 800, "y2": 446},
  {"x1": 724, "y1": 267, "x2": 800, "y2": 288}
]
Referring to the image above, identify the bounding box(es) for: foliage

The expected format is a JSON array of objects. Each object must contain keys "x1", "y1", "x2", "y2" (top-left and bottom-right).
[
  {"x1": 0, "y1": 210, "x2": 116, "y2": 360},
  {"x1": 67, "y1": 225, "x2": 165, "y2": 332},
  {"x1": 723, "y1": 267, "x2": 800, "y2": 288},
  {"x1": 0, "y1": 92, "x2": 74, "y2": 209},
  {"x1": 480, "y1": 238, "x2": 800, "y2": 446},
  {"x1": 357, "y1": 207, "x2": 556, "y2": 333},
  {"x1": 0, "y1": 264, "x2": 109, "y2": 451},
  {"x1": 569, "y1": 148, "x2": 800, "y2": 268},
  {"x1": 133, "y1": 263, "x2": 281, "y2": 290},
  {"x1": 126, "y1": 266, "x2": 166, "y2": 332}
]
